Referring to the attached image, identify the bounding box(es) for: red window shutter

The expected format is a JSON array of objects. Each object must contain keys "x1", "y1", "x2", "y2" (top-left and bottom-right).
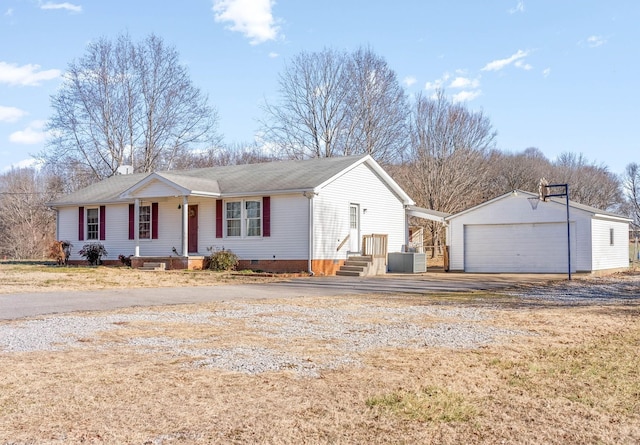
[
  {"x1": 78, "y1": 207, "x2": 84, "y2": 241},
  {"x1": 128, "y1": 204, "x2": 135, "y2": 240},
  {"x1": 152, "y1": 202, "x2": 159, "y2": 239},
  {"x1": 99, "y1": 206, "x2": 106, "y2": 240},
  {"x1": 216, "y1": 199, "x2": 223, "y2": 238},
  {"x1": 263, "y1": 196, "x2": 270, "y2": 237}
]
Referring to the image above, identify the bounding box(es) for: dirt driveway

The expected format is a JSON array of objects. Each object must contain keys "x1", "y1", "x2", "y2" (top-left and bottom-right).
[{"x1": 0, "y1": 272, "x2": 569, "y2": 320}]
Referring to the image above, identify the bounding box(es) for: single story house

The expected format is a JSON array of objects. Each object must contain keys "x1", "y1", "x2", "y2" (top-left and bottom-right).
[
  {"x1": 49, "y1": 155, "x2": 415, "y2": 275},
  {"x1": 445, "y1": 189, "x2": 631, "y2": 274}
]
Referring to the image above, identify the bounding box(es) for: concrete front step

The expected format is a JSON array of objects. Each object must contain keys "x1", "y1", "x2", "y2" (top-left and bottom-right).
[
  {"x1": 335, "y1": 270, "x2": 363, "y2": 277},
  {"x1": 343, "y1": 261, "x2": 369, "y2": 267},
  {"x1": 340, "y1": 265, "x2": 366, "y2": 272},
  {"x1": 139, "y1": 262, "x2": 166, "y2": 271},
  {"x1": 336, "y1": 255, "x2": 374, "y2": 277}
]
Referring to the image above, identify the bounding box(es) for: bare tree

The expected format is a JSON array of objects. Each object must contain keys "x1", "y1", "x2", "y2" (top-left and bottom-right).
[
  {"x1": 551, "y1": 152, "x2": 622, "y2": 211},
  {"x1": 0, "y1": 168, "x2": 60, "y2": 259},
  {"x1": 172, "y1": 142, "x2": 277, "y2": 170},
  {"x1": 260, "y1": 47, "x2": 408, "y2": 163},
  {"x1": 42, "y1": 33, "x2": 220, "y2": 184},
  {"x1": 400, "y1": 91, "x2": 496, "y2": 213},
  {"x1": 343, "y1": 47, "x2": 408, "y2": 163},
  {"x1": 390, "y1": 91, "x2": 496, "y2": 255},
  {"x1": 487, "y1": 147, "x2": 552, "y2": 193},
  {"x1": 623, "y1": 163, "x2": 640, "y2": 223}
]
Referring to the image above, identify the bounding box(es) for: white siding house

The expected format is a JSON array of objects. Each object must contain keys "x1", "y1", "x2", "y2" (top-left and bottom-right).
[
  {"x1": 50, "y1": 155, "x2": 415, "y2": 275},
  {"x1": 446, "y1": 190, "x2": 630, "y2": 274}
]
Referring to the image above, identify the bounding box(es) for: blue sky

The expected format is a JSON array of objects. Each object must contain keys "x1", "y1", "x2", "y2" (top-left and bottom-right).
[{"x1": 1, "y1": 0, "x2": 638, "y2": 176}]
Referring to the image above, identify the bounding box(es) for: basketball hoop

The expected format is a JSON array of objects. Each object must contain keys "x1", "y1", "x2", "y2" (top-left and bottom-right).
[
  {"x1": 538, "y1": 178, "x2": 550, "y2": 201},
  {"x1": 528, "y1": 197, "x2": 540, "y2": 210}
]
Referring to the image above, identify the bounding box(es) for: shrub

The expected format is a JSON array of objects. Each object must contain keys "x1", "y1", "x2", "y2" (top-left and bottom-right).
[
  {"x1": 118, "y1": 254, "x2": 132, "y2": 267},
  {"x1": 49, "y1": 240, "x2": 72, "y2": 266},
  {"x1": 207, "y1": 247, "x2": 239, "y2": 271},
  {"x1": 78, "y1": 243, "x2": 108, "y2": 266}
]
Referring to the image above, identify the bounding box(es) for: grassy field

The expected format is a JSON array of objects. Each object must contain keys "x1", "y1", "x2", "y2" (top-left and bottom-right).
[
  {"x1": 0, "y1": 265, "x2": 638, "y2": 444},
  {"x1": 0, "y1": 261, "x2": 279, "y2": 294}
]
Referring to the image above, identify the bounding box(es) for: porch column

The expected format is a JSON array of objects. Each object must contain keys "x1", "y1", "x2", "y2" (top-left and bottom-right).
[
  {"x1": 182, "y1": 196, "x2": 188, "y2": 257},
  {"x1": 134, "y1": 198, "x2": 140, "y2": 257}
]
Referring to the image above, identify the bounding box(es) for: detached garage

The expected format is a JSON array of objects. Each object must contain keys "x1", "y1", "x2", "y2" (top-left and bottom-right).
[{"x1": 446, "y1": 190, "x2": 630, "y2": 274}]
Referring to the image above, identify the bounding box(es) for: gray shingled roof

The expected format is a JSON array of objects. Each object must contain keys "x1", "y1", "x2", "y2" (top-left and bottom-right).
[
  {"x1": 445, "y1": 189, "x2": 630, "y2": 221},
  {"x1": 50, "y1": 155, "x2": 372, "y2": 206}
]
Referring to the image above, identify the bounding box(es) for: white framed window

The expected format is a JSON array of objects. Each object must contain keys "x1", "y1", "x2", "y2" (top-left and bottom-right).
[
  {"x1": 139, "y1": 205, "x2": 151, "y2": 239},
  {"x1": 86, "y1": 208, "x2": 99, "y2": 240},
  {"x1": 225, "y1": 199, "x2": 261, "y2": 237}
]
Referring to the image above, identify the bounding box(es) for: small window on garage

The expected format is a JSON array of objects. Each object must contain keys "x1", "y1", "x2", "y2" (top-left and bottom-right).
[{"x1": 610, "y1": 228, "x2": 615, "y2": 246}]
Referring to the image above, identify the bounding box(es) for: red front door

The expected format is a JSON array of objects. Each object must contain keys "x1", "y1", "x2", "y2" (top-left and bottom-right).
[{"x1": 188, "y1": 205, "x2": 198, "y2": 253}]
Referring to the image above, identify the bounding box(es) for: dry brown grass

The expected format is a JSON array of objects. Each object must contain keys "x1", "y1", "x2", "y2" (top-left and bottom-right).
[
  {"x1": 0, "y1": 262, "x2": 278, "y2": 294},
  {"x1": 1, "y1": 285, "x2": 639, "y2": 444}
]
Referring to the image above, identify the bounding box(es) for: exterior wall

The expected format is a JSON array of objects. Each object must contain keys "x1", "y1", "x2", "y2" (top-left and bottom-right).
[
  {"x1": 591, "y1": 218, "x2": 630, "y2": 271},
  {"x1": 57, "y1": 194, "x2": 310, "y2": 265},
  {"x1": 313, "y1": 163, "x2": 406, "y2": 261},
  {"x1": 312, "y1": 259, "x2": 346, "y2": 276},
  {"x1": 211, "y1": 193, "x2": 309, "y2": 260},
  {"x1": 447, "y1": 194, "x2": 593, "y2": 272}
]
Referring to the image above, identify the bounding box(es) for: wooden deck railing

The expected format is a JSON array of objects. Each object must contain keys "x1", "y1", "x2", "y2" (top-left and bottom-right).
[{"x1": 362, "y1": 234, "x2": 388, "y2": 259}]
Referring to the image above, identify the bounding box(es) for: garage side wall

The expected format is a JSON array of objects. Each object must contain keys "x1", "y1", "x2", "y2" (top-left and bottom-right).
[
  {"x1": 591, "y1": 218, "x2": 630, "y2": 271},
  {"x1": 447, "y1": 194, "x2": 593, "y2": 273}
]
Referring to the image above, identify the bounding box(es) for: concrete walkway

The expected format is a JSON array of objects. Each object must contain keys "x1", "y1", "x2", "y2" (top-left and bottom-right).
[{"x1": 0, "y1": 273, "x2": 568, "y2": 321}]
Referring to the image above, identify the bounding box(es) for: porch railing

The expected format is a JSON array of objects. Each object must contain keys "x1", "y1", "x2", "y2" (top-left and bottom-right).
[{"x1": 362, "y1": 234, "x2": 388, "y2": 259}]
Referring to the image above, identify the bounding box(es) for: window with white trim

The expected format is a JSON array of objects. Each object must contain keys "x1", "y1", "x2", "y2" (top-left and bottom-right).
[
  {"x1": 86, "y1": 208, "x2": 99, "y2": 240},
  {"x1": 225, "y1": 199, "x2": 261, "y2": 237},
  {"x1": 139, "y1": 205, "x2": 151, "y2": 239}
]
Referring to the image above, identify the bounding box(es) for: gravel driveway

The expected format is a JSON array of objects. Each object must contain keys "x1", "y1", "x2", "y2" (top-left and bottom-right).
[{"x1": 1, "y1": 272, "x2": 637, "y2": 378}]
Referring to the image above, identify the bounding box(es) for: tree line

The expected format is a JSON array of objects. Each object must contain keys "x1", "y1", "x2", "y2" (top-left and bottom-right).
[{"x1": 1, "y1": 33, "x2": 637, "y2": 259}]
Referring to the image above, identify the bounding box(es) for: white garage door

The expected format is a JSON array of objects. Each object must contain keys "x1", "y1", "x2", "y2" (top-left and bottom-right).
[{"x1": 464, "y1": 223, "x2": 576, "y2": 273}]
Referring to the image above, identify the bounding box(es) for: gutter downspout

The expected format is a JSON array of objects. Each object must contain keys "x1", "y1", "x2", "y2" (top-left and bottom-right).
[
  {"x1": 304, "y1": 191, "x2": 316, "y2": 275},
  {"x1": 404, "y1": 206, "x2": 410, "y2": 252}
]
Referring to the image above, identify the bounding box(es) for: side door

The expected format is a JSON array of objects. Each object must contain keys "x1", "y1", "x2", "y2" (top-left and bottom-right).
[{"x1": 349, "y1": 203, "x2": 360, "y2": 253}]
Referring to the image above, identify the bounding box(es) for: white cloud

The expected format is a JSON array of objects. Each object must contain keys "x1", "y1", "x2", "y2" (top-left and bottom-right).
[
  {"x1": 481, "y1": 49, "x2": 530, "y2": 72},
  {"x1": 212, "y1": 0, "x2": 281, "y2": 45},
  {"x1": 3, "y1": 158, "x2": 40, "y2": 171},
  {"x1": 542, "y1": 67, "x2": 551, "y2": 78},
  {"x1": 586, "y1": 35, "x2": 606, "y2": 48},
  {"x1": 40, "y1": 2, "x2": 82, "y2": 13},
  {"x1": 424, "y1": 72, "x2": 450, "y2": 91},
  {"x1": 403, "y1": 76, "x2": 417, "y2": 87},
  {"x1": 509, "y1": 0, "x2": 525, "y2": 14},
  {"x1": 0, "y1": 61, "x2": 61, "y2": 86},
  {"x1": 4, "y1": 8, "x2": 14, "y2": 16},
  {"x1": 9, "y1": 120, "x2": 47, "y2": 145},
  {"x1": 268, "y1": 52, "x2": 279, "y2": 58},
  {"x1": 514, "y1": 60, "x2": 532, "y2": 70},
  {"x1": 0, "y1": 106, "x2": 27, "y2": 123},
  {"x1": 449, "y1": 76, "x2": 480, "y2": 89},
  {"x1": 452, "y1": 90, "x2": 482, "y2": 103}
]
